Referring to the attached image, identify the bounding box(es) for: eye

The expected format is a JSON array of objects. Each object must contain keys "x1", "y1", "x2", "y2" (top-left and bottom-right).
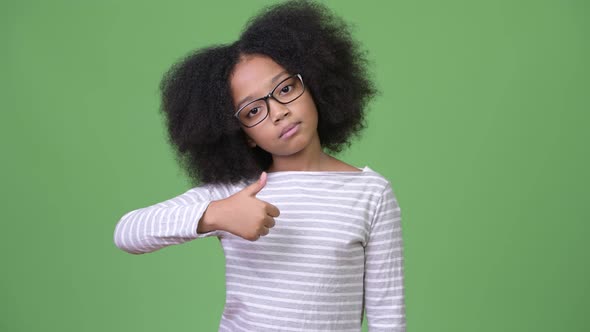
[
  {"x1": 246, "y1": 107, "x2": 260, "y2": 118},
  {"x1": 280, "y1": 85, "x2": 293, "y2": 94}
]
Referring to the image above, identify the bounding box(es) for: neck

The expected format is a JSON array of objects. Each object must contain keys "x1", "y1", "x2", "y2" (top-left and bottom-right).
[{"x1": 267, "y1": 134, "x2": 329, "y2": 172}]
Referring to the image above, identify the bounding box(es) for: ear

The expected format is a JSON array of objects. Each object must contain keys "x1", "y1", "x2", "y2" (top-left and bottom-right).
[
  {"x1": 246, "y1": 137, "x2": 257, "y2": 148},
  {"x1": 241, "y1": 129, "x2": 257, "y2": 148}
]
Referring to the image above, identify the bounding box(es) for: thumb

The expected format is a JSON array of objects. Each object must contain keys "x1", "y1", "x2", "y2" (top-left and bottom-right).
[{"x1": 244, "y1": 171, "x2": 267, "y2": 196}]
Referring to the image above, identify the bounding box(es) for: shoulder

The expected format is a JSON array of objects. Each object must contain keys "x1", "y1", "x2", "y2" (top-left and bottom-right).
[
  {"x1": 362, "y1": 166, "x2": 398, "y2": 197},
  {"x1": 324, "y1": 155, "x2": 362, "y2": 172},
  {"x1": 362, "y1": 166, "x2": 390, "y2": 184},
  {"x1": 363, "y1": 167, "x2": 401, "y2": 209},
  {"x1": 335, "y1": 162, "x2": 363, "y2": 172}
]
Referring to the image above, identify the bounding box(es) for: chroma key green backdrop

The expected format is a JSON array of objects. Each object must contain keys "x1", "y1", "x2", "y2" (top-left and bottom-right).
[{"x1": 1, "y1": 0, "x2": 588, "y2": 331}]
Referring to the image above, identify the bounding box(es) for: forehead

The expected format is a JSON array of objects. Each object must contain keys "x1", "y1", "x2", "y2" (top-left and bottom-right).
[{"x1": 230, "y1": 54, "x2": 288, "y2": 104}]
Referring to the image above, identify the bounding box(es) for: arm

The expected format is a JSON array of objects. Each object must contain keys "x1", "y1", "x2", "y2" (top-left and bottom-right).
[
  {"x1": 363, "y1": 183, "x2": 406, "y2": 331},
  {"x1": 113, "y1": 185, "x2": 224, "y2": 255}
]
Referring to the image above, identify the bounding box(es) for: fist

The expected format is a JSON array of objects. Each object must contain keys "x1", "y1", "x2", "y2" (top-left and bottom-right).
[{"x1": 204, "y1": 172, "x2": 280, "y2": 241}]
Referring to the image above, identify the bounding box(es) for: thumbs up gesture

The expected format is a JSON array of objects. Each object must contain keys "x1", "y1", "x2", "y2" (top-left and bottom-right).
[{"x1": 199, "y1": 172, "x2": 280, "y2": 241}]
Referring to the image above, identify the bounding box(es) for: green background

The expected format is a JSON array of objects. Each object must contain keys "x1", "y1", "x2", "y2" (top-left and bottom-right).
[{"x1": 2, "y1": 0, "x2": 588, "y2": 331}]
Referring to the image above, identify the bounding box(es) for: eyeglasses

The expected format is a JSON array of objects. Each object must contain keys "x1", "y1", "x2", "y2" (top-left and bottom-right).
[{"x1": 234, "y1": 74, "x2": 305, "y2": 128}]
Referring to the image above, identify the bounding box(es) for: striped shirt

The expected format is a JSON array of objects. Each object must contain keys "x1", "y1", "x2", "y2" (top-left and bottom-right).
[{"x1": 114, "y1": 166, "x2": 406, "y2": 331}]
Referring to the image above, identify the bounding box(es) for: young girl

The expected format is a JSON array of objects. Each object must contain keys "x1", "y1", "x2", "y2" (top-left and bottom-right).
[{"x1": 113, "y1": 1, "x2": 405, "y2": 331}]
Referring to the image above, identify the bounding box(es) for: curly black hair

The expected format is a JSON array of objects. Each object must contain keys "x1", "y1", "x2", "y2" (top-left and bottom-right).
[{"x1": 159, "y1": 0, "x2": 377, "y2": 185}]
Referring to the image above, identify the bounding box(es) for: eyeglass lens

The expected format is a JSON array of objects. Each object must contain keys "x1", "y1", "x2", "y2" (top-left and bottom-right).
[{"x1": 237, "y1": 75, "x2": 304, "y2": 127}]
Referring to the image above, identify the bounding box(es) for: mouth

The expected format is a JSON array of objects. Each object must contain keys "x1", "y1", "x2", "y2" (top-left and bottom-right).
[{"x1": 279, "y1": 122, "x2": 301, "y2": 139}]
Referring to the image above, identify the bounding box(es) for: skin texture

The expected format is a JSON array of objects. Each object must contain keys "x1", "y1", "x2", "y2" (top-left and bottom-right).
[{"x1": 231, "y1": 54, "x2": 329, "y2": 172}]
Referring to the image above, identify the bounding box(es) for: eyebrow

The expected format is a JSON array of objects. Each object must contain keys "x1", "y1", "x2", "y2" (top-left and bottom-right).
[{"x1": 236, "y1": 70, "x2": 289, "y2": 109}]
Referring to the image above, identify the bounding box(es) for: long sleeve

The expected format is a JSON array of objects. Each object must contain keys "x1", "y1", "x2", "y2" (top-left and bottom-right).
[
  {"x1": 113, "y1": 184, "x2": 226, "y2": 255},
  {"x1": 363, "y1": 182, "x2": 406, "y2": 331}
]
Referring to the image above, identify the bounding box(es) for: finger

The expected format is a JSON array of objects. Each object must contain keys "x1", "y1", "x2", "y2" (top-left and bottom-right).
[
  {"x1": 243, "y1": 172, "x2": 267, "y2": 196},
  {"x1": 265, "y1": 203, "x2": 280, "y2": 218},
  {"x1": 259, "y1": 227, "x2": 270, "y2": 236},
  {"x1": 264, "y1": 216, "x2": 276, "y2": 228}
]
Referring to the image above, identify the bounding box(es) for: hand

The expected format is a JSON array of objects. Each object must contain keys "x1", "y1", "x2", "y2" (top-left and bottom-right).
[{"x1": 201, "y1": 172, "x2": 280, "y2": 241}]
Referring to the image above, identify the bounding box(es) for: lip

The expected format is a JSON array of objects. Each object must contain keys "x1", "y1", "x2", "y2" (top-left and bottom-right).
[{"x1": 279, "y1": 122, "x2": 301, "y2": 139}]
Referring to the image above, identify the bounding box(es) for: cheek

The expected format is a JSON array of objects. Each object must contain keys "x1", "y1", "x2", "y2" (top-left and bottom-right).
[{"x1": 243, "y1": 126, "x2": 271, "y2": 144}]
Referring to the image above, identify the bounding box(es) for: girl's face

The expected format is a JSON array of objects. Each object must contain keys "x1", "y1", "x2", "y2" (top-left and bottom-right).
[{"x1": 230, "y1": 54, "x2": 320, "y2": 159}]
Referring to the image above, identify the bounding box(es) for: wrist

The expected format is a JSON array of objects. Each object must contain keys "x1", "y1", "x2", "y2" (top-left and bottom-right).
[{"x1": 199, "y1": 200, "x2": 223, "y2": 233}]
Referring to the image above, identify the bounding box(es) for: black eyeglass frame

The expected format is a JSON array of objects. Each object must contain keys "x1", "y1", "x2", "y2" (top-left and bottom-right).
[{"x1": 233, "y1": 73, "x2": 305, "y2": 128}]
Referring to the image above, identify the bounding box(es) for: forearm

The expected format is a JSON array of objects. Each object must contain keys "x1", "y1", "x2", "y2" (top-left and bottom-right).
[
  {"x1": 113, "y1": 187, "x2": 222, "y2": 254},
  {"x1": 114, "y1": 202, "x2": 209, "y2": 254}
]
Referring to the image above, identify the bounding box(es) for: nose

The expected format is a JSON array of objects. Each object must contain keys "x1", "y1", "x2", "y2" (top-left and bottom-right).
[{"x1": 268, "y1": 98, "x2": 290, "y2": 124}]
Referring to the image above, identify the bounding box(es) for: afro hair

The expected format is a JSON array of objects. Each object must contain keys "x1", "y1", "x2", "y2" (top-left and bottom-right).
[{"x1": 159, "y1": 0, "x2": 377, "y2": 185}]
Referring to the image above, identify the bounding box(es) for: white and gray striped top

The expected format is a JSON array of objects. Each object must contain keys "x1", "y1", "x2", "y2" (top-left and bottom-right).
[{"x1": 114, "y1": 166, "x2": 405, "y2": 331}]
